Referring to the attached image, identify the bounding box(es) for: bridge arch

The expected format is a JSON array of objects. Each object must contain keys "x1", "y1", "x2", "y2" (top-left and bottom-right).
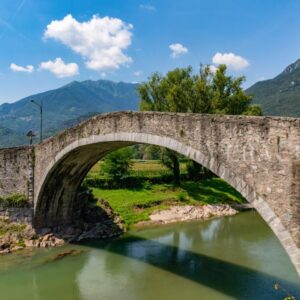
[{"x1": 32, "y1": 111, "x2": 300, "y2": 276}]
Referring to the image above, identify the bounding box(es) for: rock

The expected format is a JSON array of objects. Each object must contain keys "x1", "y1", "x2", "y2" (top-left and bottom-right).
[
  {"x1": 0, "y1": 241, "x2": 10, "y2": 250},
  {"x1": 39, "y1": 228, "x2": 52, "y2": 236},
  {"x1": 0, "y1": 248, "x2": 10, "y2": 254},
  {"x1": 24, "y1": 239, "x2": 36, "y2": 247},
  {"x1": 23, "y1": 225, "x2": 36, "y2": 239},
  {"x1": 11, "y1": 245, "x2": 24, "y2": 251},
  {"x1": 39, "y1": 241, "x2": 51, "y2": 248},
  {"x1": 42, "y1": 233, "x2": 53, "y2": 242},
  {"x1": 148, "y1": 204, "x2": 238, "y2": 224}
]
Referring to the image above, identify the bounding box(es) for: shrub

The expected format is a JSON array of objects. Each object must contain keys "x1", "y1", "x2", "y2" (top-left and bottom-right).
[
  {"x1": 177, "y1": 191, "x2": 188, "y2": 202},
  {"x1": 142, "y1": 180, "x2": 152, "y2": 190},
  {"x1": 0, "y1": 194, "x2": 29, "y2": 208},
  {"x1": 101, "y1": 148, "x2": 133, "y2": 184}
]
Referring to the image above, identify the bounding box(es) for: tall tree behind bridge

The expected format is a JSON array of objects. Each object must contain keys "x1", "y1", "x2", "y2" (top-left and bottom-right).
[{"x1": 138, "y1": 64, "x2": 262, "y2": 184}]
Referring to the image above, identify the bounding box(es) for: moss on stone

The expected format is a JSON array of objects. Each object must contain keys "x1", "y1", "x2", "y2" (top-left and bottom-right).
[{"x1": 0, "y1": 194, "x2": 29, "y2": 208}]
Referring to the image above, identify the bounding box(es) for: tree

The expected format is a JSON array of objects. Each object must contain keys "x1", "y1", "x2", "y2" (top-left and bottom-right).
[
  {"x1": 101, "y1": 147, "x2": 133, "y2": 184},
  {"x1": 161, "y1": 148, "x2": 181, "y2": 185},
  {"x1": 138, "y1": 64, "x2": 263, "y2": 183}
]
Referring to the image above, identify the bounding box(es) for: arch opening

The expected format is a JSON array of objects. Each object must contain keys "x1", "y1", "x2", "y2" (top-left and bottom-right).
[{"x1": 35, "y1": 132, "x2": 263, "y2": 226}]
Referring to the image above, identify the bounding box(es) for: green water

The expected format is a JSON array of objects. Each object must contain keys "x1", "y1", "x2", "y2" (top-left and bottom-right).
[{"x1": 0, "y1": 211, "x2": 299, "y2": 300}]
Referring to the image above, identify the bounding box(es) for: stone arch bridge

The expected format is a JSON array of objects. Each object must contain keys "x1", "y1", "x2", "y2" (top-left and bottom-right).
[{"x1": 1, "y1": 111, "x2": 300, "y2": 275}]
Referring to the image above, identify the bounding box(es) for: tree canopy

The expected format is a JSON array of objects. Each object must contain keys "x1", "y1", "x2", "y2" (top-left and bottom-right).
[{"x1": 138, "y1": 64, "x2": 262, "y2": 116}]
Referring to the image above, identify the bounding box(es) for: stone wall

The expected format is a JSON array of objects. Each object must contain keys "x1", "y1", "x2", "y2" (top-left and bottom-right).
[
  {"x1": 0, "y1": 147, "x2": 34, "y2": 204},
  {"x1": 0, "y1": 205, "x2": 32, "y2": 224}
]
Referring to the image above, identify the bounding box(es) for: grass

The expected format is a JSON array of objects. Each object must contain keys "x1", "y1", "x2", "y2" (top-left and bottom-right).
[
  {"x1": 92, "y1": 178, "x2": 245, "y2": 228},
  {"x1": 0, "y1": 219, "x2": 26, "y2": 236},
  {"x1": 87, "y1": 160, "x2": 188, "y2": 180}
]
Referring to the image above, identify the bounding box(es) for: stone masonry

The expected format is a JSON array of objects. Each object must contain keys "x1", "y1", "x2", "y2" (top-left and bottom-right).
[{"x1": 1, "y1": 111, "x2": 300, "y2": 275}]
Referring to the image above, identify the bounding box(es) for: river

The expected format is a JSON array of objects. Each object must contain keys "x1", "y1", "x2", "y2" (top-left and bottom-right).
[{"x1": 0, "y1": 211, "x2": 299, "y2": 299}]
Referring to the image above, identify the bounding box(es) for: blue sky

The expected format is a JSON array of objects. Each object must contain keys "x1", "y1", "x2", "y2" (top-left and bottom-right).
[{"x1": 1, "y1": 0, "x2": 300, "y2": 104}]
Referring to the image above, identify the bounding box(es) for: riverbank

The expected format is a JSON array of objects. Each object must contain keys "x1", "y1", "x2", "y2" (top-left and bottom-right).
[
  {"x1": 135, "y1": 204, "x2": 239, "y2": 227},
  {"x1": 0, "y1": 202, "x2": 248, "y2": 255},
  {"x1": 91, "y1": 178, "x2": 246, "y2": 228},
  {"x1": 0, "y1": 163, "x2": 248, "y2": 254}
]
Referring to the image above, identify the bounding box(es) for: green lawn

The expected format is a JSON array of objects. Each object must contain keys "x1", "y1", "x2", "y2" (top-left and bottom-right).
[
  {"x1": 92, "y1": 178, "x2": 245, "y2": 228},
  {"x1": 87, "y1": 160, "x2": 187, "y2": 180}
]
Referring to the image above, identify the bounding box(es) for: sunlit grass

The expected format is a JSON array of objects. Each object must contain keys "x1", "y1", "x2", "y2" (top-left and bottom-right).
[{"x1": 92, "y1": 178, "x2": 245, "y2": 228}]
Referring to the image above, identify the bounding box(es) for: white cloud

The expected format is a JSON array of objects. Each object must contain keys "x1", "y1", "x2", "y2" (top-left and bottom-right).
[
  {"x1": 208, "y1": 65, "x2": 217, "y2": 74},
  {"x1": 212, "y1": 52, "x2": 249, "y2": 71},
  {"x1": 169, "y1": 43, "x2": 188, "y2": 58},
  {"x1": 10, "y1": 63, "x2": 34, "y2": 73},
  {"x1": 44, "y1": 14, "x2": 133, "y2": 71},
  {"x1": 39, "y1": 58, "x2": 79, "y2": 78},
  {"x1": 134, "y1": 70, "x2": 142, "y2": 76},
  {"x1": 139, "y1": 4, "x2": 156, "y2": 11}
]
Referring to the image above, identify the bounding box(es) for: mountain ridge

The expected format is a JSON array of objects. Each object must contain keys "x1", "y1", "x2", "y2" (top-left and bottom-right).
[
  {"x1": 246, "y1": 58, "x2": 300, "y2": 117},
  {"x1": 0, "y1": 79, "x2": 140, "y2": 147}
]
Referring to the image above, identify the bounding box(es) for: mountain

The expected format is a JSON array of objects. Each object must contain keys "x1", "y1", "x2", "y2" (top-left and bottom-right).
[
  {"x1": 246, "y1": 59, "x2": 300, "y2": 117},
  {"x1": 0, "y1": 126, "x2": 28, "y2": 148},
  {"x1": 0, "y1": 80, "x2": 139, "y2": 148}
]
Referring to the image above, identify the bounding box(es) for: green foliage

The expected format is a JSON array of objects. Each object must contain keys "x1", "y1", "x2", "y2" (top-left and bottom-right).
[
  {"x1": 138, "y1": 64, "x2": 257, "y2": 115},
  {"x1": 142, "y1": 180, "x2": 152, "y2": 190},
  {"x1": 85, "y1": 160, "x2": 189, "y2": 189},
  {"x1": 177, "y1": 191, "x2": 189, "y2": 202},
  {"x1": 243, "y1": 104, "x2": 263, "y2": 116},
  {"x1": 101, "y1": 147, "x2": 133, "y2": 184},
  {"x1": 0, "y1": 194, "x2": 29, "y2": 208},
  {"x1": 143, "y1": 145, "x2": 161, "y2": 160},
  {"x1": 186, "y1": 160, "x2": 215, "y2": 181},
  {"x1": 161, "y1": 148, "x2": 181, "y2": 185},
  {"x1": 186, "y1": 160, "x2": 202, "y2": 180},
  {"x1": 0, "y1": 220, "x2": 26, "y2": 236}
]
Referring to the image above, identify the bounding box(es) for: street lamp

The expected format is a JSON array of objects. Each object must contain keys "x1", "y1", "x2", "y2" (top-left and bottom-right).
[
  {"x1": 30, "y1": 99, "x2": 43, "y2": 143},
  {"x1": 26, "y1": 130, "x2": 36, "y2": 145}
]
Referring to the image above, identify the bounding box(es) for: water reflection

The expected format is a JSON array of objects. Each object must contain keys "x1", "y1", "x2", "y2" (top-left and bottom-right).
[
  {"x1": 80, "y1": 212, "x2": 300, "y2": 299},
  {"x1": 0, "y1": 212, "x2": 299, "y2": 300}
]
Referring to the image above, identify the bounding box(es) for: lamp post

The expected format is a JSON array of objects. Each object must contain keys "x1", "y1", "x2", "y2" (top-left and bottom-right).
[
  {"x1": 30, "y1": 99, "x2": 43, "y2": 143},
  {"x1": 26, "y1": 130, "x2": 36, "y2": 145}
]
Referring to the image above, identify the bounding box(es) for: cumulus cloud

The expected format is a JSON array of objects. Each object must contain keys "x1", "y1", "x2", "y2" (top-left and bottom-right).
[
  {"x1": 212, "y1": 52, "x2": 249, "y2": 71},
  {"x1": 44, "y1": 14, "x2": 133, "y2": 71},
  {"x1": 139, "y1": 4, "x2": 156, "y2": 11},
  {"x1": 134, "y1": 70, "x2": 142, "y2": 76},
  {"x1": 10, "y1": 63, "x2": 34, "y2": 73},
  {"x1": 39, "y1": 58, "x2": 79, "y2": 78},
  {"x1": 169, "y1": 43, "x2": 188, "y2": 58}
]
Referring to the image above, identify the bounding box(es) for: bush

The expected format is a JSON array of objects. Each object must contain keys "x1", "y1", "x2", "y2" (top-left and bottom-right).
[
  {"x1": 186, "y1": 160, "x2": 216, "y2": 181},
  {"x1": 142, "y1": 180, "x2": 152, "y2": 190},
  {"x1": 83, "y1": 173, "x2": 189, "y2": 190},
  {"x1": 101, "y1": 148, "x2": 133, "y2": 184},
  {"x1": 177, "y1": 191, "x2": 188, "y2": 202},
  {"x1": 0, "y1": 194, "x2": 29, "y2": 208}
]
